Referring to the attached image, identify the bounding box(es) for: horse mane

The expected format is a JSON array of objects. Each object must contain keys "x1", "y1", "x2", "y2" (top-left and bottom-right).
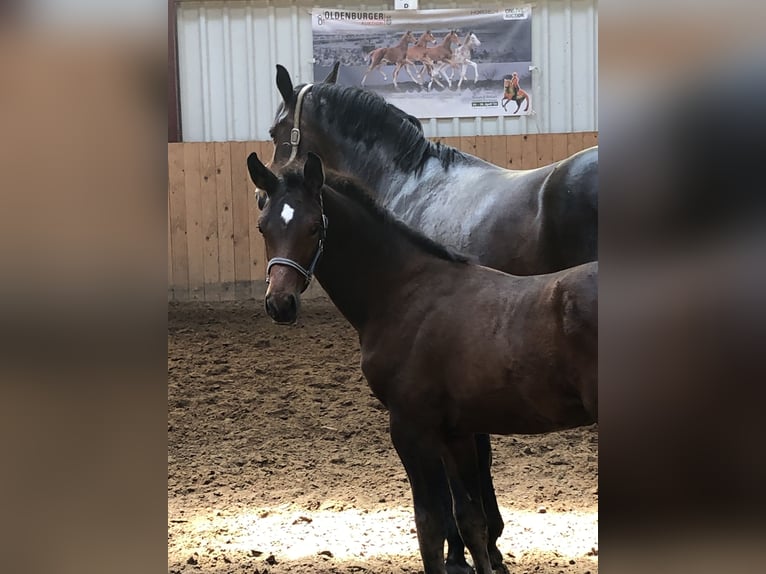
[
  {"x1": 280, "y1": 166, "x2": 469, "y2": 264},
  {"x1": 307, "y1": 82, "x2": 467, "y2": 174}
]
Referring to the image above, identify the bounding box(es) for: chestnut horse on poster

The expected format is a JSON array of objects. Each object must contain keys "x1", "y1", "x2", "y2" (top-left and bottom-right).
[
  {"x1": 361, "y1": 30, "x2": 417, "y2": 89},
  {"x1": 247, "y1": 151, "x2": 598, "y2": 574}
]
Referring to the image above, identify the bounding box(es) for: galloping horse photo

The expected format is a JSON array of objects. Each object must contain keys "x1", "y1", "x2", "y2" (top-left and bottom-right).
[
  {"x1": 449, "y1": 31, "x2": 482, "y2": 89},
  {"x1": 402, "y1": 30, "x2": 437, "y2": 86},
  {"x1": 247, "y1": 151, "x2": 598, "y2": 574},
  {"x1": 421, "y1": 29, "x2": 461, "y2": 89},
  {"x1": 502, "y1": 72, "x2": 531, "y2": 113},
  {"x1": 361, "y1": 30, "x2": 416, "y2": 89}
]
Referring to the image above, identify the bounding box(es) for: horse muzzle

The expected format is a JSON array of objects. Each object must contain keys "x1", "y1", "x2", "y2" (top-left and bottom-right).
[{"x1": 264, "y1": 291, "x2": 300, "y2": 325}]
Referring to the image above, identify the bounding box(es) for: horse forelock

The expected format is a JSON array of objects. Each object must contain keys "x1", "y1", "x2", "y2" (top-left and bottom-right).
[{"x1": 307, "y1": 83, "x2": 468, "y2": 174}]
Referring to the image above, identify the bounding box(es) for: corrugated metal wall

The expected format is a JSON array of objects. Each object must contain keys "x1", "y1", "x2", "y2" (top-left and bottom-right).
[{"x1": 177, "y1": 0, "x2": 597, "y2": 141}]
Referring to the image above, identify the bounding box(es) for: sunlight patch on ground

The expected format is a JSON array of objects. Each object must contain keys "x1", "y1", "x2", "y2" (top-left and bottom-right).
[{"x1": 169, "y1": 502, "x2": 597, "y2": 563}]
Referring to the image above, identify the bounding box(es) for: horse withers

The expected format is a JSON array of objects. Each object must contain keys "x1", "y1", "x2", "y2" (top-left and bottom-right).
[{"x1": 248, "y1": 151, "x2": 598, "y2": 574}]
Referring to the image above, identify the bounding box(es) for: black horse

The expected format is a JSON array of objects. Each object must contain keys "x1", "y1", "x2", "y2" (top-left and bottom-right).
[
  {"x1": 248, "y1": 151, "x2": 598, "y2": 574},
  {"x1": 267, "y1": 64, "x2": 597, "y2": 276}
]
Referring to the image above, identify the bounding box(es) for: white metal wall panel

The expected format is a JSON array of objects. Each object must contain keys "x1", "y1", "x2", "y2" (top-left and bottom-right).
[{"x1": 177, "y1": 0, "x2": 598, "y2": 141}]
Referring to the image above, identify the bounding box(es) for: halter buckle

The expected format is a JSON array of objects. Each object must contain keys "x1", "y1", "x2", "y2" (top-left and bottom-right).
[{"x1": 289, "y1": 127, "x2": 301, "y2": 146}]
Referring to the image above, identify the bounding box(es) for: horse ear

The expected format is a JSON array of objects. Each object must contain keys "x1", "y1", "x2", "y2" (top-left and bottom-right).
[
  {"x1": 247, "y1": 152, "x2": 279, "y2": 196},
  {"x1": 276, "y1": 64, "x2": 295, "y2": 105},
  {"x1": 323, "y1": 62, "x2": 340, "y2": 84},
  {"x1": 304, "y1": 152, "x2": 325, "y2": 196}
]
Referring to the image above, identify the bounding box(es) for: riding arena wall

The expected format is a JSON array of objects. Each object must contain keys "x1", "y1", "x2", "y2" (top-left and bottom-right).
[
  {"x1": 168, "y1": 132, "x2": 598, "y2": 301},
  {"x1": 175, "y1": 0, "x2": 598, "y2": 140}
]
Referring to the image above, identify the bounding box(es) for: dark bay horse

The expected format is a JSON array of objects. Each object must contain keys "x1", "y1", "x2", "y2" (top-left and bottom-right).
[
  {"x1": 268, "y1": 64, "x2": 597, "y2": 276},
  {"x1": 266, "y1": 64, "x2": 598, "y2": 573},
  {"x1": 247, "y1": 151, "x2": 598, "y2": 574}
]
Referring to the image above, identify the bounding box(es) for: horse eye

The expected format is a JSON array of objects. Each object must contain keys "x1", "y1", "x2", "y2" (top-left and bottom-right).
[{"x1": 310, "y1": 225, "x2": 319, "y2": 236}]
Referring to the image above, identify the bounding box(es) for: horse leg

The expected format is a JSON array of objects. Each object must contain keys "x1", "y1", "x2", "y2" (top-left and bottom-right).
[
  {"x1": 501, "y1": 98, "x2": 508, "y2": 111},
  {"x1": 523, "y1": 95, "x2": 530, "y2": 111},
  {"x1": 403, "y1": 60, "x2": 423, "y2": 86},
  {"x1": 390, "y1": 414, "x2": 449, "y2": 574},
  {"x1": 476, "y1": 434, "x2": 507, "y2": 573},
  {"x1": 514, "y1": 99, "x2": 521, "y2": 114},
  {"x1": 469, "y1": 60, "x2": 479, "y2": 83},
  {"x1": 442, "y1": 474, "x2": 472, "y2": 574},
  {"x1": 442, "y1": 434, "x2": 494, "y2": 574}
]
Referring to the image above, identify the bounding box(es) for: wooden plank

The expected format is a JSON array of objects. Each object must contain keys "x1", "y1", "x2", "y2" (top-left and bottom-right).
[
  {"x1": 474, "y1": 135, "x2": 490, "y2": 163},
  {"x1": 582, "y1": 131, "x2": 598, "y2": 150},
  {"x1": 441, "y1": 136, "x2": 461, "y2": 151},
  {"x1": 506, "y1": 134, "x2": 522, "y2": 169},
  {"x1": 229, "y1": 141, "x2": 252, "y2": 300},
  {"x1": 459, "y1": 135, "x2": 477, "y2": 157},
  {"x1": 183, "y1": 144, "x2": 206, "y2": 301},
  {"x1": 167, "y1": 191, "x2": 173, "y2": 300},
  {"x1": 199, "y1": 142, "x2": 220, "y2": 301},
  {"x1": 552, "y1": 133, "x2": 570, "y2": 162},
  {"x1": 520, "y1": 134, "x2": 537, "y2": 169},
  {"x1": 260, "y1": 140, "x2": 275, "y2": 166},
  {"x1": 487, "y1": 135, "x2": 506, "y2": 168},
  {"x1": 536, "y1": 133, "x2": 554, "y2": 168},
  {"x1": 246, "y1": 141, "x2": 267, "y2": 299},
  {"x1": 215, "y1": 142, "x2": 236, "y2": 301},
  {"x1": 567, "y1": 132, "x2": 585, "y2": 158},
  {"x1": 168, "y1": 143, "x2": 189, "y2": 301}
]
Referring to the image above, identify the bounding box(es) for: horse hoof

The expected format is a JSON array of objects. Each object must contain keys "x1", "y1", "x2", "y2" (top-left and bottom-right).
[{"x1": 445, "y1": 559, "x2": 474, "y2": 574}]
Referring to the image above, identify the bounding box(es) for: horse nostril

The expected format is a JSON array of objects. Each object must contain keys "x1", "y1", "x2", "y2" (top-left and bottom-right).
[
  {"x1": 264, "y1": 296, "x2": 276, "y2": 318},
  {"x1": 286, "y1": 294, "x2": 297, "y2": 314}
]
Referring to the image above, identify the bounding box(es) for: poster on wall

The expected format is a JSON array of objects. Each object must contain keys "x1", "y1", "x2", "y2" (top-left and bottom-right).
[{"x1": 311, "y1": 6, "x2": 533, "y2": 119}]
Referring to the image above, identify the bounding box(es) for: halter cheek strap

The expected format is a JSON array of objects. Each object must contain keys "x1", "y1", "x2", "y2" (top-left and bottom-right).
[{"x1": 287, "y1": 83, "x2": 314, "y2": 163}]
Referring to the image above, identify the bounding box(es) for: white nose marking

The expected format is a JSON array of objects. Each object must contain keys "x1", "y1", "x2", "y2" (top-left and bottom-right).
[{"x1": 280, "y1": 203, "x2": 294, "y2": 225}]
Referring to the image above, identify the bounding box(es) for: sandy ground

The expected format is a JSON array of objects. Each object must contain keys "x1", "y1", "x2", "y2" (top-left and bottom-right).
[{"x1": 168, "y1": 296, "x2": 598, "y2": 574}]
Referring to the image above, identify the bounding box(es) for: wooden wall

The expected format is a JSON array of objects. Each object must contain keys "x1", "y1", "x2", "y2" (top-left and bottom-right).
[{"x1": 168, "y1": 132, "x2": 598, "y2": 301}]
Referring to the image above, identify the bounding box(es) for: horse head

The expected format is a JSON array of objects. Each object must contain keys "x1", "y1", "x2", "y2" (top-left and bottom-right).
[
  {"x1": 270, "y1": 65, "x2": 340, "y2": 172},
  {"x1": 417, "y1": 30, "x2": 436, "y2": 47},
  {"x1": 247, "y1": 151, "x2": 327, "y2": 324},
  {"x1": 466, "y1": 31, "x2": 481, "y2": 48}
]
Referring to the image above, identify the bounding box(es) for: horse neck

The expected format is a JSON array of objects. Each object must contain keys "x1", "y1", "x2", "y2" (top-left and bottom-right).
[
  {"x1": 308, "y1": 120, "x2": 403, "y2": 199},
  {"x1": 315, "y1": 187, "x2": 430, "y2": 331},
  {"x1": 396, "y1": 35, "x2": 410, "y2": 49}
]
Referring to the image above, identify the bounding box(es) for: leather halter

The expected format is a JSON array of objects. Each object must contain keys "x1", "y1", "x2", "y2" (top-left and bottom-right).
[
  {"x1": 266, "y1": 82, "x2": 327, "y2": 293},
  {"x1": 287, "y1": 83, "x2": 313, "y2": 163},
  {"x1": 265, "y1": 203, "x2": 327, "y2": 294}
]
